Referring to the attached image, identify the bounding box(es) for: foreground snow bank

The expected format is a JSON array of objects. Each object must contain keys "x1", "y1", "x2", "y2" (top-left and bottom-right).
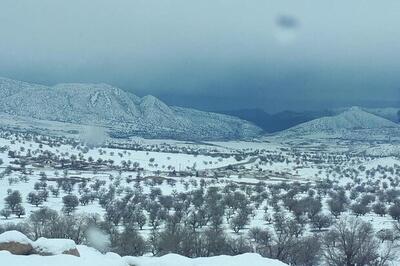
[
  {"x1": 0, "y1": 231, "x2": 80, "y2": 256},
  {"x1": 0, "y1": 244, "x2": 288, "y2": 266},
  {"x1": 125, "y1": 253, "x2": 288, "y2": 266},
  {"x1": 33, "y1": 237, "x2": 80, "y2": 256},
  {"x1": 0, "y1": 231, "x2": 32, "y2": 245}
]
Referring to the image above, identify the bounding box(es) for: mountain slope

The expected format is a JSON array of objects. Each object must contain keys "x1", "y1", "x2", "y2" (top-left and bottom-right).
[
  {"x1": 0, "y1": 77, "x2": 262, "y2": 140},
  {"x1": 364, "y1": 107, "x2": 400, "y2": 123},
  {"x1": 282, "y1": 107, "x2": 400, "y2": 137},
  {"x1": 218, "y1": 108, "x2": 334, "y2": 132}
]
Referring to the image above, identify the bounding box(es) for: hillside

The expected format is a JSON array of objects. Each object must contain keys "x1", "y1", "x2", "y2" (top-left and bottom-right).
[
  {"x1": 217, "y1": 108, "x2": 334, "y2": 133},
  {"x1": 281, "y1": 107, "x2": 400, "y2": 138},
  {"x1": 0, "y1": 78, "x2": 262, "y2": 140},
  {"x1": 364, "y1": 107, "x2": 400, "y2": 123}
]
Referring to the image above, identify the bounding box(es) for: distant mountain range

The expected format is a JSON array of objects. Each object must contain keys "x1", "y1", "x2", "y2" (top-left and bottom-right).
[
  {"x1": 0, "y1": 77, "x2": 399, "y2": 141},
  {"x1": 218, "y1": 109, "x2": 335, "y2": 133},
  {"x1": 354, "y1": 107, "x2": 400, "y2": 123},
  {"x1": 0, "y1": 77, "x2": 262, "y2": 140},
  {"x1": 278, "y1": 106, "x2": 400, "y2": 142},
  {"x1": 286, "y1": 107, "x2": 399, "y2": 133},
  {"x1": 219, "y1": 107, "x2": 400, "y2": 133}
]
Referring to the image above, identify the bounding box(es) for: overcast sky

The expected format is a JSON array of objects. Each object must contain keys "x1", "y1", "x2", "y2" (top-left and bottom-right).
[{"x1": 0, "y1": 0, "x2": 399, "y2": 112}]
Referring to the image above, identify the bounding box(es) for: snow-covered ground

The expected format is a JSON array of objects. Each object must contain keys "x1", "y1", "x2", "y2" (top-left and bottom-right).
[
  {"x1": 0, "y1": 245, "x2": 288, "y2": 266},
  {"x1": 0, "y1": 129, "x2": 399, "y2": 231},
  {"x1": 1, "y1": 127, "x2": 400, "y2": 265}
]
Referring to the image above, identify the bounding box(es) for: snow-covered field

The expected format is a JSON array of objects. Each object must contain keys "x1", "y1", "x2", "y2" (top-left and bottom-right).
[
  {"x1": 0, "y1": 129, "x2": 399, "y2": 230},
  {"x1": 1, "y1": 127, "x2": 400, "y2": 265}
]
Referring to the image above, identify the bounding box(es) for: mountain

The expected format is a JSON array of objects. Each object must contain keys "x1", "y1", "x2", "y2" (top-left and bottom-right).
[
  {"x1": 331, "y1": 107, "x2": 400, "y2": 123},
  {"x1": 0, "y1": 77, "x2": 262, "y2": 140},
  {"x1": 283, "y1": 107, "x2": 400, "y2": 137},
  {"x1": 364, "y1": 107, "x2": 400, "y2": 123},
  {"x1": 219, "y1": 108, "x2": 334, "y2": 132}
]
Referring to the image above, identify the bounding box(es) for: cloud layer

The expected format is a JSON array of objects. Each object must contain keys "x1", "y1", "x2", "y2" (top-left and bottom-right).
[{"x1": 0, "y1": 0, "x2": 399, "y2": 112}]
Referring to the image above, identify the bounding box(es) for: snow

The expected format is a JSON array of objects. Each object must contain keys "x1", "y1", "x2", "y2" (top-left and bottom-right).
[
  {"x1": 125, "y1": 253, "x2": 288, "y2": 266},
  {"x1": 1, "y1": 111, "x2": 400, "y2": 264},
  {"x1": 362, "y1": 157, "x2": 400, "y2": 170},
  {"x1": 0, "y1": 249, "x2": 126, "y2": 266},
  {"x1": 364, "y1": 144, "x2": 400, "y2": 157},
  {"x1": 365, "y1": 107, "x2": 400, "y2": 122},
  {"x1": 0, "y1": 77, "x2": 261, "y2": 140},
  {"x1": 0, "y1": 231, "x2": 32, "y2": 245},
  {"x1": 33, "y1": 238, "x2": 76, "y2": 254},
  {"x1": 283, "y1": 107, "x2": 400, "y2": 137},
  {"x1": 0, "y1": 244, "x2": 289, "y2": 266}
]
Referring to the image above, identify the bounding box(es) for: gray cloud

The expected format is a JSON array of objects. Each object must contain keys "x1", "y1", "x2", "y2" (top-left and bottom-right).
[{"x1": 0, "y1": 0, "x2": 399, "y2": 112}]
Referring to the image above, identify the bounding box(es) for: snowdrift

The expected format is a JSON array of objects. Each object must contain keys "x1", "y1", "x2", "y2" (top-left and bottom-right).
[{"x1": 0, "y1": 244, "x2": 288, "y2": 266}]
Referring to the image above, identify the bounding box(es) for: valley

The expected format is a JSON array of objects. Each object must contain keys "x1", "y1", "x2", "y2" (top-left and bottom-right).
[
  {"x1": 0, "y1": 119, "x2": 399, "y2": 264},
  {"x1": 0, "y1": 78, "x2": 400, "y2": 265}
]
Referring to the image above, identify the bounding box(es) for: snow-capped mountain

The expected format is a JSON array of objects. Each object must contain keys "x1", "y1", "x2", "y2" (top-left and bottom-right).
[
  {"x1": 331, "y1": 107, "x2": 400, "y2": 123},
  {"x1": 0, "y1": 77, "x2": 262, "y2": 140},
  {"x1": 281, "y1": 107, "x2": 400, "y2": 139},
  {"x1": 364, "y1": 107, "x2": 400, "y2": 123}
]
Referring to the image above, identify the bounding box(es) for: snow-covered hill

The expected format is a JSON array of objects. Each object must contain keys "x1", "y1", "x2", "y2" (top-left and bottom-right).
[
  {"x1": 364, "y1": 107, "x2": 400, "y2": 123},
  {"x1": 331, "y1": 107, "x2": 400, "y2": 123},
  {"x1": 0, "y1": 77, "x2": 262, "y2": 140},
  {"x1": 280, "y1": 107, "x2": 400, "y2": 139}
]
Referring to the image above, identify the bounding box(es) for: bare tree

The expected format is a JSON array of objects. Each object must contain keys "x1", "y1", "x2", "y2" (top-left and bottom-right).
[{"x1": 323, "y1": 217, "x2": 384, "y2": 266}]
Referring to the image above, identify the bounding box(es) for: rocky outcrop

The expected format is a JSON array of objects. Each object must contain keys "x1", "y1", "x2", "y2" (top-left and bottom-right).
[
  {"x1": 0, "y1": 231, "x2": 33, "y2": 255},
  {"x1": 62, "y1": 247, "x2": 80, "y2": 256},
  {"x1": 32, "y1": 247, "x2": 80, "y2": 257},
  {"x1": 32, "y1": 237, "x2": 80, "y2": 257},
  {"x1": 0, "y1": 231, "x2": 80, "y2": 257},
  {"x1": 0, "y1": 241, "x2": 33, "y2": 255}
]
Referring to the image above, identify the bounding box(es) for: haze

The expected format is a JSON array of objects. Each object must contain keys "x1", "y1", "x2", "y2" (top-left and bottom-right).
[{"x1": 0, "y1": 0, "x2": 399, "y2": 112}]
